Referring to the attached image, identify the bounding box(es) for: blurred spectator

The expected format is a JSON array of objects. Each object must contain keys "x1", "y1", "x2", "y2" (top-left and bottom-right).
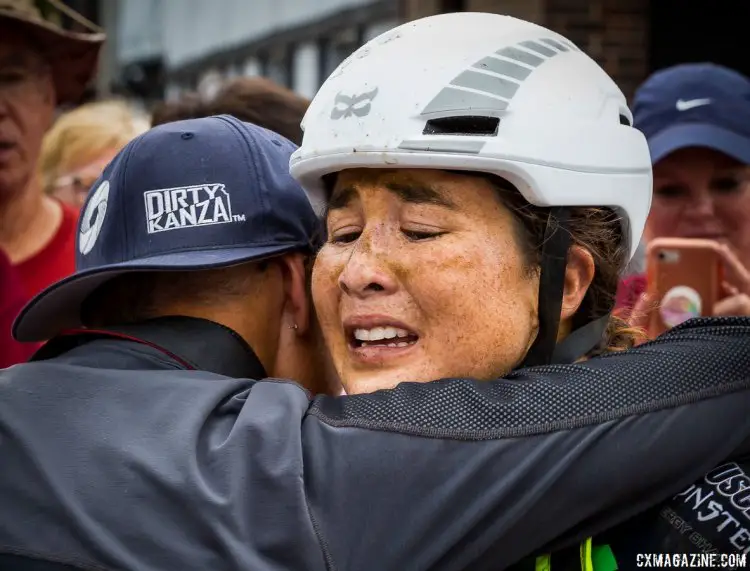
[
  {"x1": 0, "y1": 0, "x2": 104, "y2": 365},
  {"x1": 618, "y1": 63, "x2": 750, "y2": 320},
  {"x1": 40, "y1": 100, "x2": 149, "y2": 209},
  {"x1": 150, "y1": 92, "x2": 204, "y2": 126},
  {"x1": 152, "y1": 77, "x2": 310, "y2": 145}
]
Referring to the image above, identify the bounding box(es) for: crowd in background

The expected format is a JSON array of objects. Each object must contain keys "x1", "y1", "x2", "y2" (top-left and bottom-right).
[{"x1": 2, "y1": 0, "x2": 750, "y2": 368}]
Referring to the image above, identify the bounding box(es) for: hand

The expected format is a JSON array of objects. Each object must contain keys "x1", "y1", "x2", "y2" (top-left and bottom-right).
[
  {"x1": 713, "y1": 245, "x2": 750, "y2": 317},
  {"x1": 713, "y1": 282, "x2": 750, "y2": 316},
  {"x1": 627, "y1": 291, "x2": 657, "y2": 343}
]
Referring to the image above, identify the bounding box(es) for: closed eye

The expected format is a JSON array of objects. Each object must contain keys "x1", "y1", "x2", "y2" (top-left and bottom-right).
[
  {"x1": 330, "y1": 231, "x2": 361, "y2": 244},
  {"x1": 403, "y1": 230, "x2": 446, "y2": 241},
  {"x1": 654, "y1": 184, "x2": 688, "y2": 199},
  {"x1": 712, "y1": 175, "x2": 744, "y2": 194}
]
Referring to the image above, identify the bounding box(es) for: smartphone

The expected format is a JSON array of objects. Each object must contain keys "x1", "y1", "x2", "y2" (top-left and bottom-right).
[{"x1": 645, "y1": 238, "x2": 724, "y2": 336}]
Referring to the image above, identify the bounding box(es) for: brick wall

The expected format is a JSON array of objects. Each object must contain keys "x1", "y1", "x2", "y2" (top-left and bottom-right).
[
  {"x1": 467, "y1": 0, "x2": 544, "y2": 21},
  {"x1": 400, "y1": 0, "x2": 444, "y2": 20},
  {"x1": 399, "y1": 0, "x2": 650, "y2": 100},
  {"x1": 401, "y1": 0, "x2": 544, "y2": 27},
  {"x1": 544, "y1": 0, "x2": 649, "y2": 100}
]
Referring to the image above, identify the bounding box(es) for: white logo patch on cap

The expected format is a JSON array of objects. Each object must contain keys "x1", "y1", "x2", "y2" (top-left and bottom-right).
[
  {"x1": 675, "y1": 98, "x2": 711, "y2": 112},
  {"x1": 143, "y1": 183, "x2": 246, "y2": 234},
  {"x1": 79, "y1": 180, "x2": 110, "y2": 255}
]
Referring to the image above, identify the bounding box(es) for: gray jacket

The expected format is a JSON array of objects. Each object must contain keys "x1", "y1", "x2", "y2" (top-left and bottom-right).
[{"x1": 1, "y1": 316, "x2": 749, "y2": 571}]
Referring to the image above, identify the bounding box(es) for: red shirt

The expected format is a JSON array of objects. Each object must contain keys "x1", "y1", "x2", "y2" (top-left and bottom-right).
[
  {"x1": 15, "y1": 201, "x2": 78, "y2": 298},
  {"x1": 0, "y1": 202, "x2": 78, "y2": 367},
  {"x1": 0, "y1": 249, "x2": 36, "y2": 368}
]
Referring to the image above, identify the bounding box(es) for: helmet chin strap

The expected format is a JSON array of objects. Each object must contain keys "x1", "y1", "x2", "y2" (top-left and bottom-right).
[
  {"x1": 520, "y1": 207, "x2": 608, "y2": 368},
  {"x1": 551, "y1": 315, "x2": 610, "y2": 364}
]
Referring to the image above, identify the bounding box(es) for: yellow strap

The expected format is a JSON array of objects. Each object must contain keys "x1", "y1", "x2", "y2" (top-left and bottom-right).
[
  {"x1": 535, "y1": 553, "x2": 552, "y2": 571},
  {"x1": 580, "y1": 537, "x2": 594, "y2": 571}
]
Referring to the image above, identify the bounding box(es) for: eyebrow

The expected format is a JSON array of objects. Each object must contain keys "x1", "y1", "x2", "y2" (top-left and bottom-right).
[
  {"x1": 654, "y1": 167, "x2": 750, "y2": 183},
  {"x1": 713, "y1": 168, "x2": 750, "y2": 178},
  {"x1": 0, "y1": 52, "x2": 42, "y2": 68},
  {"x1": 328, "y1": 180, "x2": 457, "y2": 210}
]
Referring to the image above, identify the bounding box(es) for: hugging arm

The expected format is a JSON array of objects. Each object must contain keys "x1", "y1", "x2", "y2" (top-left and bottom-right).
[{"x1": 299, "y1": 318, "x2": 750, "y2": 570}]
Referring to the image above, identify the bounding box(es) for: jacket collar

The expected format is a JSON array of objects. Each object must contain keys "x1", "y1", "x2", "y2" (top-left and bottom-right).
[{"x1": 34, "y1": 316, "x2": 268, "y2": 379}]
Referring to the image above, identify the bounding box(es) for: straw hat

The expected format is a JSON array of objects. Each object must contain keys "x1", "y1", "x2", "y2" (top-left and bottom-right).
[{"x1": 0, "y1": 0, "x2": 105, "y2": 104}]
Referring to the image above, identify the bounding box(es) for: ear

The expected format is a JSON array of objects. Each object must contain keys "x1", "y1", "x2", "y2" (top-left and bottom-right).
[
  {"x1": 560, "y1": 245, "x2": 596, "y2": 321},
  {"x1": 276, "y1": 253, "x2": 313, "y2": 335}
]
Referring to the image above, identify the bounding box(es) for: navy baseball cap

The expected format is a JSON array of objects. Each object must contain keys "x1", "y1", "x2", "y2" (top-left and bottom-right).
[
  {"x1": 633, "y1": 63, "x2": 750, "y2": 165},
  {"x1": 13, "y1": 115, "x2": 322, "y2": 342}
]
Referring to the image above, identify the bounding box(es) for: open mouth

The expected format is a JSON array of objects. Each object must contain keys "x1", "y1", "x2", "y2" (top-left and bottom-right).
[{"x1": 347, "y1": 325, "x2": 419, "y2": 349}]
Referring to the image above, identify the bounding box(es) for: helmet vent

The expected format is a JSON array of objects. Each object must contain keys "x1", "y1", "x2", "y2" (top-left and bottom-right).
[
  {"x1": 619, "y1": 114, "x2": 631, "y2": 126},
  {"x1": 423, "y1": 115, "x2": 500, "y2": 136}
]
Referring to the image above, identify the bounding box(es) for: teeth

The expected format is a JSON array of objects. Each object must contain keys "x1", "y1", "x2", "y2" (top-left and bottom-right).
[
  {"x1": 353, "y1": 326, "x2": 411, "y2": 341},
  {"x1": 354, "y1": 329, "x2": 371, "y2": 341},
  {"x1": 361, "y1": 341, "x2": 412, "y2": 348}
]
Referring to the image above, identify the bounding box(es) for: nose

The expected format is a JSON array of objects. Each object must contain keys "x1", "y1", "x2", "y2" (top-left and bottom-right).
[
  {"x1": 338, "y1": 236, "x2": 399, "y2": 298},
  {"x1": 684, "y1": 190, "x2": 716, "y2": 220}
]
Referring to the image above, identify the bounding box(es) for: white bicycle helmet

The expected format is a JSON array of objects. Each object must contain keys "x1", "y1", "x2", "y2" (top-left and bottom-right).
[{"x1": 291, "y1": 12, "x2": 653, "y2": 366}]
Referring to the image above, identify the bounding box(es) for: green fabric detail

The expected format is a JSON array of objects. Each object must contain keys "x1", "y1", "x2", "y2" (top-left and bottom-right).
[
  {"x1": 591, "y1": 544, "x2": 618, "y2": 571},
  {"x1": 535, "y1": 553, "x2": 552, "y2": 571},
  {"x1": 580, "y1": 537, "x2": 594, "y2": 571}
]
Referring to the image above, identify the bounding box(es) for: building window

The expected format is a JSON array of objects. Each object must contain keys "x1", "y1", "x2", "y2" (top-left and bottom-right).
[
  {"x1": 198, "y1": 69, "x2": 222, "y2": 99},
  {"x1": 243, "y1": 57, "x2": 261, "y2": 77},
  {"x1": 292, "y1": 42, "x2": 319, "y2": 98}
]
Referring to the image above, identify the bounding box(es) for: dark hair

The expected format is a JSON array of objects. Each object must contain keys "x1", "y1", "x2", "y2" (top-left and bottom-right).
[
  {"x1": 150, "y1": 93, "x2": 204, "y2": 127},
  {"x1": 151, "y1": 77, "x2": 310, "y2": 145},
  {"x1": 80, "y1": 255, "x2": 318, "y2": 329},
  {"x1": 81, "y1": 263, "x2": 267, "y2": 328},
  {"x1": 476, "y1": 173, "x2": 643, "y2": 355}
]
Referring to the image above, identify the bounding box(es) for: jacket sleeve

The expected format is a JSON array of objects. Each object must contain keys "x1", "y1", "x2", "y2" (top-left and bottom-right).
[{"x1": 300, "y1": 317, "x2": 750, "y2": 571}]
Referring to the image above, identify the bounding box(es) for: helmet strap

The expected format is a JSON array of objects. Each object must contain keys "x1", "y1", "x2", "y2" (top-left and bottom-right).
[
  {"x1": 520, "y1": 206, "x2": 610, "y2": 367},
  {"x1": 551, "y1": 315, "x2": 610, "y2": 364},
  {"x1": 521, "y1": 207, "x2": 572, "y2": 368}
]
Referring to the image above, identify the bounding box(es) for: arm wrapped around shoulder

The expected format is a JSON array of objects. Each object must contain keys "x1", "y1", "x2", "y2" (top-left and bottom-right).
[{"x1": 301, "y1": 317, "x2": 750, "y2": 570}]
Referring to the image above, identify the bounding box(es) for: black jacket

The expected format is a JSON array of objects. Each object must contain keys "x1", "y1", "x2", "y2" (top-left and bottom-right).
[{"x1": 1, "y1": 316, "x2": 750, "y2": 571}]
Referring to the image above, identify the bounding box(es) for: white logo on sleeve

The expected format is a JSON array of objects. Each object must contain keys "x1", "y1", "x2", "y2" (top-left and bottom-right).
[
  {"x1": 143, "y1": 183, "x2": 246, "y2": 234},
  {"x1": 676, "y1": 98, "x2": 711, "y2": 111},
  {"x1": 79, "y1": 180, "x2": 110, "y2": 255}
]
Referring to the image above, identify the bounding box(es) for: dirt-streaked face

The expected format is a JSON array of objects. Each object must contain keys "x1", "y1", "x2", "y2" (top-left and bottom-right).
[{"x1": 312, "y1": 168, "x2": 540, "y2": 394}]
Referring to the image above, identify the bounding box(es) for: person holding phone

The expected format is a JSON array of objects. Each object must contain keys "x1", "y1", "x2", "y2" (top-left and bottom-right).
[{"x1": 621, "y1": 63, "x2": 750, "y2": 329}]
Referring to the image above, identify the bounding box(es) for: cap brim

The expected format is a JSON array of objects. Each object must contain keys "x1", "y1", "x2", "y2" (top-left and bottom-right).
[
  {"x1": 648, "y1": 123, "x2": 750, "y2": 165},
  {"x1": 13, "y1": 244, "x2": 301, "y2": 342}
]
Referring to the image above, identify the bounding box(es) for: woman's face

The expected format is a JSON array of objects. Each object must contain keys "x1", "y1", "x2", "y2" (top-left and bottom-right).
[
  {"x1": 312, "y1": 168, "x2": 540, "y2": 395},
  {"x1": 50, "y1": 149, "x2": 118, "y2": 209},
  {"x1": 648, "y1": 148, "x2": 750, "y2": 266}
]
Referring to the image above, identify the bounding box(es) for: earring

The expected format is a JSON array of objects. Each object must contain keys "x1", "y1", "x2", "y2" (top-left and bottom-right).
[{"x1": 290, "y1": 324, "x2": 298, "y2": 330}]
